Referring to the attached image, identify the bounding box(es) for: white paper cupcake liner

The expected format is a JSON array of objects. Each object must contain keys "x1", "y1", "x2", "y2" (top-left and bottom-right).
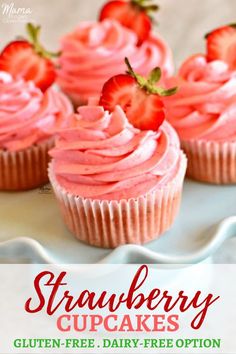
[
  {"x1": 0, "y1": 138, "x2": 54, "y2": 191},
  {"x1": 48, "y1": 152, "x2": 187, "y2": 249},
  {"x1": 181, "y1": 139, "x2": 236, "y2": 184}
]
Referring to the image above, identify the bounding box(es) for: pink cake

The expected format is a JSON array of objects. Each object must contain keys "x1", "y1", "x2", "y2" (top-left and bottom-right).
[
  {"x1": 49, "y1": 103, "x2": 187, "y2": 248},
  {"x1": 166, "y1": 54, "x2": 236, "y2": 184},
  {"x1": 0, "y1": 71, "x2": 73, "y2": 190}
]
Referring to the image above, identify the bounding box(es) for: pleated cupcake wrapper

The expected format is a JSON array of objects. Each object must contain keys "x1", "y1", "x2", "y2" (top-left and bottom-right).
[
  {"x1": 0, "y1": 138, "x2": 54, "y2": 191},
  {"x1": 181, "y1": 139, "x2": 236, "y2": 184},
  {"x1": 49, "y1": 152, "x2": 187, "y2": 249}
]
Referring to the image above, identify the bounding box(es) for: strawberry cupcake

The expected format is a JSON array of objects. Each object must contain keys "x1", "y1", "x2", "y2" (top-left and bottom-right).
[
  {"x1": 49, "y1": 61, "x2": 187, "y2": 248},
  {"x1": 166, "y1": 24, "x2": 236, "y2": 184},
  {"x1": 0, "y1": 24, "x2": 72, "y2": 191},
  {"x1": 57, "y1": 0, "x2": 173, "y2": 106}
]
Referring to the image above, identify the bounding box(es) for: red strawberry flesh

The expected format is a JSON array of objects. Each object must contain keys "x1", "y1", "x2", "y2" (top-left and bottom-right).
[
  {"x1": 100, "y1": 74, "x2": 136, "y2": 112},
  {"x1": 206, "y1": 25, "x2": 236, "y2": 69},
  {"x1": 0, "y1": 23, "x2": 58, "y2": 91},
  {"x1": 99, "y1": 58, "x2": 176, "y2": 131},
  {"x1": 99, "y1": 0, "x2": 158, "y2": 45}
]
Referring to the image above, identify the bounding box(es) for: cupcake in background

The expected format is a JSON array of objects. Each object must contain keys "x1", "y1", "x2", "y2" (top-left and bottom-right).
[
  {"x1": 49, "y1": 60, "x2": 187, "y2": 248},
  {"x1": 166, "y1": 24, "x2": 236, "y2": 184},
  {"x1": 0, "y1": 24, "x2": 73, "y2": 191},
  {"x1": 57, "y1": 0, "x2": 174, "y2": 107}
]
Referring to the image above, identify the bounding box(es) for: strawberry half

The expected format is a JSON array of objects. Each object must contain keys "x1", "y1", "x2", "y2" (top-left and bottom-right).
[
  {"x1": 99, "y1": 58, "x2": 177, "y2": 131},
  {"x1": 99, "y1": 0, "x2": 159, "y2": 45},
  {"x1": 206, "y1": 24, "x2": 236, "y2": 69},
  {"x1": 0, "y1": 23, "x2": 59, "y2": 91}
]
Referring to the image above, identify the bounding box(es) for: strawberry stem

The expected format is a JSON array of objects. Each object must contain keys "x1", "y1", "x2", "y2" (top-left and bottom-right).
[
  {"x1": 148, "y1": 67, "x2": 161, "y2": 84},
  {"x1": 26, "y1": 23, "x2": 61, "y2": 59},
  {"x1": 131, "y1": 0, "x2": 159, "y2": 20},
  {"x1": 125, "y1": 57, "x2": 177, "y2": 96}
]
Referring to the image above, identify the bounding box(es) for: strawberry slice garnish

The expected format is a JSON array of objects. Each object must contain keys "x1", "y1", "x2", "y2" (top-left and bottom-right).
[
  {"x1": 206, "y1": 24, "x2": 236, "y2": 69},
  {"x1": 99, "y1": 0, "x2": 159, "y2": 45},
  {"x1": 99, "y1": 58, "x2": 177, "y2": 131},
  {"x1": 0, "y1": 23, "x2": 59, "y2": 91}
]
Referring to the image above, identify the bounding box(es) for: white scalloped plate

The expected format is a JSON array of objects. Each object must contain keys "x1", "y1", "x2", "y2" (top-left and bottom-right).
[{"x1": 0, "y1": 179, "x2": 236, "y2": 264}]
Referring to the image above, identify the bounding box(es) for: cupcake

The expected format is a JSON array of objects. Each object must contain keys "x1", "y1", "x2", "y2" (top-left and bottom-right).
[
  {"x1": 0, "y1": 71, "x2": 72, "y2": 191},
  {"x1": 166, "y1": 24, "x2": 236, "y2": 184},
  {"x1": 57, "y1": 0, "x2": 173, "y2": 106},
  {"x1": 0, "y1": 24, "x2": 72, "y2": 190},
  {"x1": 49, "y1": 61, "x2": 186, "y2": 248}
]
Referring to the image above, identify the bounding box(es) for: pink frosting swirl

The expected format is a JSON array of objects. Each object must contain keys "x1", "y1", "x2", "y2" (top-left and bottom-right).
[
  {"x1": 0, "y1": 71, "x2": 73, "y2": 151},
  {"x1": 57, "y1": 19, "x2": 173, "y2": 103},
  {"x1": 50, "y1": 103, "x2": 182, "y2": 200},
  {"x1": 166, "y1": 55, "x2": 236, "y2": 142}
]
